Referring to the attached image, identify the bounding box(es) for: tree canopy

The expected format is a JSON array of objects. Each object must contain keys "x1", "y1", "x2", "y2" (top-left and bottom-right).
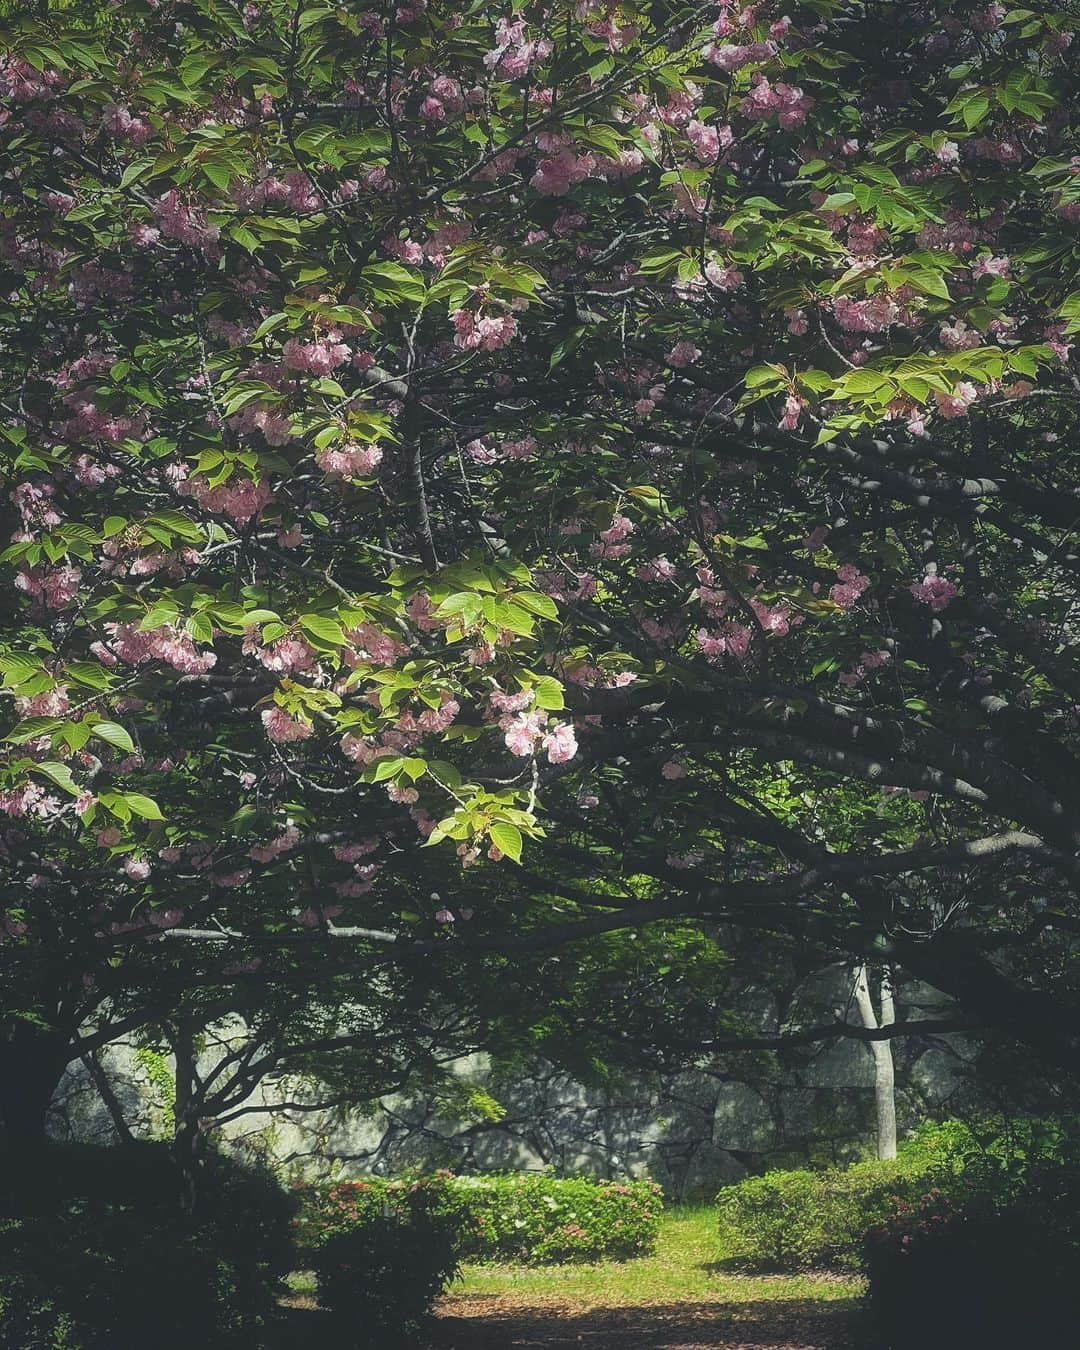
[{"x1": 2, "y1": 0, "x2": 1080, "y2": 1129}]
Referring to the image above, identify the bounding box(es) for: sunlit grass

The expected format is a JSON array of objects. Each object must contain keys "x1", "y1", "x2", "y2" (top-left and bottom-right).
[{"x1": 448, "y1": 1205, "x2": 863, "y2": 1309}]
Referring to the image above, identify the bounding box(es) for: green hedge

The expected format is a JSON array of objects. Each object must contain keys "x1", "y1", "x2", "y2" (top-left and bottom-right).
[
  {"x1": 295, "y1": 1172, "x2": 664, "y2": 1266},
  {"x1": 449, "y1": 1174, "x2": 663, "y2": 1262},
  {"x1": 715, "y1": 1121, "x2": 972, "y2": 1272},
  {"x1": 714, "y1": 1117, "x2": 1080, "y2": 1273}
]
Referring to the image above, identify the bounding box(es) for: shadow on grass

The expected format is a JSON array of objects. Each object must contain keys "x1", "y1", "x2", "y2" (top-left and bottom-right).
[
  {"x1": 268, "y1": 1293, "x2": 868, "y2": 1349},
  {"x1": 702, "y1": 1259, "x2": 766, "y2": 1275},
  {"x1": 700, "y1": 1259, "x2": 851, "y2": 1282},
  {"x1": 429, "y1": 1297, "x2": 869, "y2": 1349}
]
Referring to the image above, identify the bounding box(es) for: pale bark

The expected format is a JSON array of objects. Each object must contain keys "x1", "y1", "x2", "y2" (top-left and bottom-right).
[{"x1": 853, "y1": 963, "x2": 898, "y2": 1160}]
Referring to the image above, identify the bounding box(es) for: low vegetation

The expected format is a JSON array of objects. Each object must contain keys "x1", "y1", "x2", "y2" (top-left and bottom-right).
[
  {"x1": 6, "y1": 1121, "x2": 1078, "y2": 1348},
  {"x1": 0, "y1": 1142, "x2": 293, "y2": 1350},
  {"x1": 714, "y1": 1120, "x2": 971, "y2": 1272},
  {"x1": 450, "y1": 1205, "x2": 862, "y2": 1310}
]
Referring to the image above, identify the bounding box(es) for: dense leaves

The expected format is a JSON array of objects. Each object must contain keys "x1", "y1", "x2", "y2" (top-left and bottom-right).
[{"x1": 2, "y1": 0, "x2": 1080, "y2": 1113}]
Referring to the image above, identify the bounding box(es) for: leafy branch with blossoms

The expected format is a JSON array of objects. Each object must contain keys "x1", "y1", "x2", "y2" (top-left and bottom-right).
[{"x1": 2, "y1": 0, "x2": 1080, "y2": 1124}]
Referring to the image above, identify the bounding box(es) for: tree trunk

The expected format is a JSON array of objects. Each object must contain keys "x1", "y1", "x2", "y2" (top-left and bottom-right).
[
  {"x1": 0, "y1": 1023, "x2": 69, "y2": 1149},
  {"x1": 82, "y1": 1049, "x2": 135, "y2": 1144},
  {"x1": 169, "y1": 1023, "x2": 204, "y2": 1217},
  {"x1": 892, "y1": 932, "x2": 1080, "y2": 1073},
  {"x1": 853, "y1": 964, "x2": 898, "y2": 1161}
]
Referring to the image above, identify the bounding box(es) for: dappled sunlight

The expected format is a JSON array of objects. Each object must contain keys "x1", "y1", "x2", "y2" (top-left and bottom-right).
[{"x1": 432, "y1": 1210, "x2": 865, "y2": 1347}]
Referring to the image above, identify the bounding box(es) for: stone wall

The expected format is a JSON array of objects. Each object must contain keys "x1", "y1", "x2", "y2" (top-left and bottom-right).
[{"x1": 48, "y1": 1022, "x2": 970, "y2": 1197}]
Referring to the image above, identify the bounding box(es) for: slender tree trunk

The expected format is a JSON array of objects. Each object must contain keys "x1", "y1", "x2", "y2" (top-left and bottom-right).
[
  {"x1": 0, "y1": 1023, "x2": 69, "y2": 1148},
  {"x1": 169, "y1": 1022, "x2": 204, "y2": 1216},
  {"x1": 853, "y1": 964, "x2": 898, "y2": 1161},
  {"x1": 82, "y1": 1049, "x2": 136, "y2": 1144}
]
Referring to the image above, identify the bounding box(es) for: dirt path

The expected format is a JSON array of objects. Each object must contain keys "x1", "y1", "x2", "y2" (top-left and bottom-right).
[
  {"x1": 431, "y1": 1294, "x2": 867, "y2": 1349},
  {"x1": 272, "y1": 1295, "x2": 865, "y2": 1348}
]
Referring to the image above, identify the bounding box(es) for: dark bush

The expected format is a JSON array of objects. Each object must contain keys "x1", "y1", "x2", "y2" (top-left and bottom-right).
[
  {"x1": 310, "y1": 1213, "x2": 460, "y2": 1344},
  {"x1": 0, "y1": 1142, "x2": 294, "y2": 1349},
  {"x1": 300, "y1": 1176, "x2": 461, "y2": 1344},
  {"x1": 864, "y1": 1161, "x2": 1080, "y2": 1349}
]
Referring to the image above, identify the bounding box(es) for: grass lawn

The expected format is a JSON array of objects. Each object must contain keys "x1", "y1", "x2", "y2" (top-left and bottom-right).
[
  {"x1": 283, "y1": 1208, "x2": 867, "y2": 1347},
  {"x1": 448, "y1": 1205, "x2": 863, "y2": 1309},
  {"x1": 434, "y1": 1207, "x2": 867, "y2": 1347}
]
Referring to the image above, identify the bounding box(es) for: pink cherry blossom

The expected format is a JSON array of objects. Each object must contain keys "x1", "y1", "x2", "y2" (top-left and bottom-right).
[
  {"x1": 910, "y1": 574, "x2": 958, "y2": 611},
  {"x1": 261, "y1": 707, "x2": 313, "y2": 743},
  {"x1": 316, "y1": 442, "x2": 383, "y2": 477},
  {"x1": 542, "y1": 721, "x2": 578, "y2": 763},
  {"x1": 667, "y1": 341, "x2": 702, "y2": 368}
]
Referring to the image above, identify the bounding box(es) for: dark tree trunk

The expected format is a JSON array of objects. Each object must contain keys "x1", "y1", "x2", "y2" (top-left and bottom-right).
[
  {"x1": 82, "y1": 1049, "x2": 135, "y2": 1144},
  {"x1": 894, "y1": 933, "x2": 1080, "y2": 1074},
  {"x1": 0, "y1": 1023, "x2": 69, "y2": 1148},
  {"x1": 169, "y1": 1021, "x2": 205, "y2": 1216}
]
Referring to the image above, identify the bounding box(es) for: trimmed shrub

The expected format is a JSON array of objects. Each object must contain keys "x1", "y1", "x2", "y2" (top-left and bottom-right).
[
  {"x1": 0, "y1": 1142, "x2": 294, "y2": 1349},
  {"x1": 715, "y1": 1121, "x2": 971, "y2": 1271},
  {"x1": 310, "y1": 1212, "x2": 461, "y2": 1344},
  {"x1": 449, "y1": 1174, "x2": 664, "y2": 1263},
  {"x1": 295, "y1": 1172, "x2": 664, "y2": 1267},
  {"x1": 715, "y1": 1116, "x2": 1080, "y2": 1274}
]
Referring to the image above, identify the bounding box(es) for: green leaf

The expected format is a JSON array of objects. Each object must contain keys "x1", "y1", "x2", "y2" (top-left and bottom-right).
[
  {"x1": 531, "y1": 676, "x2": 565, "y2": 711},
  {"x1": 65, "y1": 662, "x2": 113, "y2": 690},
  {"x1": 90, "y1": 721, "x2": 136, "y2": 754},
  {"x1": 299, "y1": 614, "x2": 347, "y2": 646},
  {"x1": 139, "y1": 604, "x2": 180, "y2": 631},
  {"x1": 626, "y1": 485, "x2": 664, "y2": 511},
  {"x1": 36, "y1": 761, "x2": 80, "y2": 796},
  {"x1": 514, "y1": 591, "x2": 559, "y2": 621},
  {"x1": 839, "y1": 370, "x2": 891, "y2": 396},
  {"x1": 486, "y1": 600, "x2": 535, "y2": 637},
  {"x1": 898, "y1": 376, "x2": 931, "y2": 402},
  {"x1": 961, "y1": 95, "x2": 991, "y2": 129},
  {"x1": 361, "y1": 262, "x2": 426, "y2": 305},
  {"x1": 427, "y1": 760, "x2": 462, "y2": 789},
  {"x1": 123, "y1": 793, "x2": 165, "y2": 820},
  {"x1": 203, "y1": 160, "x2": 232, "y2": 191},
  {"x1": 119, "y1": 158, "x2": 154, "y2": 187},
  {"x1": 637, "y1": 249, "x2": 682, "y2": 275},
  {"x1": 252, "y1": 312, "x2": 289, "y2": 341},
  {"x1": 147, "y1": 510, "x2": 202, "y2": 543},
  {"x1": 745, "y1": 364, "x2": 787, "y2": 389},
  {"x1": 5, "y1": 717, "x2": 62, "y2": 744},
  {"x1": 435, "y1": 592, "x2": 474, "y2": 617},
  {"x1": 489, "y1": 822, "x2": 523, "y2": 863},
  {"x1": 229, "y1": 224, "x2": 261, "y2": 254}
]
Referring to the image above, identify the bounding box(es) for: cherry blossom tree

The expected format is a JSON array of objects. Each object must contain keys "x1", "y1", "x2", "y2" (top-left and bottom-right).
[{"x1": 3, "y1": 0, "x2": 1080, "y2": 1144}]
